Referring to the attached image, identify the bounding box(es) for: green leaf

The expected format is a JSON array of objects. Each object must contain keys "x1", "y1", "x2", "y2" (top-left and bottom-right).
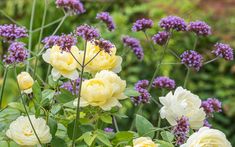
[
  {"x1": 32, "y1": 81, "x2": 42, "y2": 102},
  {"x1": 125, "y1": 88, "x2": 140, "y2": 97},
  {"x1": 83, "y1": 132, "x2": 97, "y2": 146},
  {"x1": 67, "y1": 120, "x2": 82, "y2": 140},
  {"x1": 97, "y1": 133, "x2": 112, "y2": 147},
  {"x1": 113, "y1": 131, "x2": 134, "y2": 145},
  {"x1": 51, "y1": 136, "x2": 67, "y2": 147},
  {"x1": 160, "y1": 131, "x2": 174, "y2": 142},
  {"x1": 156, "y1": 140, "x2": 174, "y2": 147},
  {"x1": 136, "y1": 114, "x2": 155, "y2": 138},
  {"x1": 56, "y1": 89, "x2": 75, "y2": 104},
  {"x1": 48, "y1": 117, "x2": 58, "y2": 137},
  {"x1": 51, "y1": 104, "x2": 61, "y2": 114},
  {"x1": 8, "y1": 102, "x2": 25, "y2": 113},
  {"x1": 100, "y1": 115, "x2": 112, "y2": 124},
  {"x1": 42, "y1": 89, "x2": 55, "y2": 100}
]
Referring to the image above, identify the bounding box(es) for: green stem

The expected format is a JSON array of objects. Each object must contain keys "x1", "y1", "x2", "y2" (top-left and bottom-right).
[
  {"x1": 45, "y1": 65, "x2": 51, "y2": 83},
  {"x1": 72, "y1": 40, "x2": 87, "y2": 146},
  {"x1": 112, "y1": 115, "x2": 119, "y2": 132},
  {"x1": 193, "y1": 35, "x2": 198, "y2": 50},
  {"x1": 183, "y1": 68, "x2": 190, "y2": 88},
  {"x1": 0, "y1": 10, "x2": 23, "y2": 27},
  {"x1": 156, "y1": 116, "x2": 162, "y2": 139},
  {"x1": 26, "y1": 0, "x2": 37, "y2": 72},
  {"x1": 143, "y1": 31, "x2": 156, "y2": 52},
  {"x1": 0, "y1": 66, "x2": 9, "y2": 108},
  {"x1": 33, "y1": 0, "x2": 48, "y2": 79},
  {"x1": 14, "y1": 66, "x2": 42, "y2": 145}
]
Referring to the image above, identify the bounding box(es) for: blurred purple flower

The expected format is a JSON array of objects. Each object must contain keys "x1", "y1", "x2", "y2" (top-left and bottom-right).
[
  {"x1": 203, "y1": 119, "x2": 212, "y2": 128},
  {"x1": 94, "y1": 39, "x2": 114, "y2": 54},
  {"x1": 212, "y1": 43, "x2": 234, "y2": 61},
  {"x1": 132, "y1": 18, "x2": 153, "y2": 32},
  {"x1": 56, "y1": 0, "x2": 85, "y2": 15},
  {"x1": 96, "y1": 12, "x2": 115, "y2": 31},
  {"x1": 180, "y1": 50, "x2": 203, "y2": 71},
  {"x1": 3, "y1": 42, "x2": 28, "y2": 64},
  {"x1": 159, "y1": 16, "x2": 187, "y2": 31},
  {"x1": 172, "y1": 116, "x2": 190, "y2": 145},
  {"x1": 42, "y1": 35, "x2": 60, "y2": 49},
  {"x1": 152, "y1": 31, "x2": 170, "y2": 46},
  {"x1": 131, "y1": 80, "x2": 151, "y2": 105},
  {"x1": 201, "y1": 98, "x2": 222, "y2": 117},
  {"x1": 60, "y1": 78, "x2": 81, "y2": 95},
  {"x1": 104, "y1": 127, "x2": 114, "y2": 132},
  {"x1": 122, "y1": 36, "x2": 144, "y2": 60},
  {"x1": 75, "y1": 24, "x2": 100, "y2": 41},
  {"x1": 187, "y1": 21, "x2": 211, "y2": 36},
  {"x1": 0, "y1": 24, "x2": 28, "y2": 42},
  {"x1": 152, "y1": 76, "x2": 175, "y2": 89}
]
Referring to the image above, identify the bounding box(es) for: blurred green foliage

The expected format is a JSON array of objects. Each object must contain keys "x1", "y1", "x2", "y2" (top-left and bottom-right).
[{"x1": 0, "y1": 0, "x2": 235, "y2": 145}]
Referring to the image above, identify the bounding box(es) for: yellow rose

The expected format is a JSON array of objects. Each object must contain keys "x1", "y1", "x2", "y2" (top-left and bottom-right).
[
  {"x1": 78, "y1": 41, "x2": 122, "y2": 74},
  {"x1": 6, "y1": 115, "x2": 52, "y2": 146},
  {"x1": 181, "y1": 127, "x2": 232, "y2": 147},
  {"x1": 17, "y1": 72, "x2": 34, "y2": 94},
  {"x1": 159, "y1": 87, "x2": 206, "y2": 129},
  {"x1": 42, "y1": 45, "x2": 79, "y2": 80},
  {"x1": 133, "y1": 137, "x2": 158, "y2": 147},
  {"x1": 73, "y1": 70, "x2": 127, "y2": 111}
]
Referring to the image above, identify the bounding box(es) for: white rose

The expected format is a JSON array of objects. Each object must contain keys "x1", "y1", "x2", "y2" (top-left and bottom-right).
[
  {"x1": 6, "y1": 115, "x2": 52, "y2": 146},
  {"x1": 159, "y1": 86, "x2": 206, "y2": 129},
  {"x1": 133, "y1": 137, "x2": 158, "y2": 147},
  {"x1": 181, "y1": 127, "x2": 232, "y2": 147}
]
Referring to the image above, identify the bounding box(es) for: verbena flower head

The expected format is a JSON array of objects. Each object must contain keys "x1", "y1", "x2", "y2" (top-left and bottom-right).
[
  {"x1": 56, "y1": 0, "x2": 85, "y2": 15},
  {"x1": 122, "y1": 36, "x2": 144, "y2": 60},
  {"x1": 3, "y1": 42, "x2": 28, "y2": 64},
  {"x1": 180, "y1": 50, "x2": 203, "y2": 71},
  {"x1": 131, "y1": 80, "x2": 151, "y2": 105},
  {"x1": 104, "y1": 127, "x2": 114, "y2": 132},
  {"x1": 212, "y1": 43, "x2": 234, "y2": 61},
  {"x1": 42, "y1": 34, "x2": 77, "y2": 52},
  {"x1": 201, "y1": 98, "x2": 222, "y2": 117},
  {"x1": 42, "y1": 35, "x2": 60, "y2": 49},
  {"x1": 172, "y1": 116, "x2": 190, "y2": 145},
  {"x1": 152, "y1": 76, "x2": 175, "y2": 89},
  {"x1": 187, "y1": 21, "x2": 211, "y2": 36},
  {"x1": 0, "y1": 24, "x2": 28, "y2": 42},
  {"x1": 159, "y1": 16, "x2": 187, "y2": 31},
  {"x1": 203, "y1": 119, "x2": 212, "y2": 128},
  {"x1": 132, "y1": 18, "x2": 154, "y2": 32},
  {"x1": 94, "y1": 39, "x2": 114, "y2": 54},
  {"x1": 75, "y1": 24, "x2": 100, "y2": 41},
  {"x1": 96, "y1": 12, "x2": 115, "y2": 31},
  {"x1": 152, "y1": 31, "x2": 170, "y2": 46},
  {"x1": 60, "y1": 78, "x2": 81, "y2": 95}
]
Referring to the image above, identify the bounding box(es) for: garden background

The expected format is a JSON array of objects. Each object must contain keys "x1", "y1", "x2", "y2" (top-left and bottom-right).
[{"x1": 0, "y1": 0, "x2": 235, "y2": 145}]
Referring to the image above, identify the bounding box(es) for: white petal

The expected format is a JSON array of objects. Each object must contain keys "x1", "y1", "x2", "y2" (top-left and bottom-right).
[
  {"x1": 73, "y1": 98, "x2": 89, "y2": 107},
  {"x1": 112, "y1": 56, "x2": 122, "y2": 73},
  {"x1": 42, "y1": 49, "x2": 51, "y2": 63},
  {"x1": 61, "y1": 70, "x2": 79, "y2": 80},
  {"x1": 23, "y1": 88, "x2": 32, "y2": 94},
  {"x1": 100, "y1": 98, "x2": 122, "y2": 111},
  {"x1": 51, "y1": 68, "x2": 61, "y2": 81}
]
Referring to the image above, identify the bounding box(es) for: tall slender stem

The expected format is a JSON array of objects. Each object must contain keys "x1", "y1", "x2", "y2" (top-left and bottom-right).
[
  {"x1": 72, "y1": 40, "x2": 87, "y2": 146},
  {"x1": 84, "y1": 50, "x2": 101, "y2": 67},
  {"x1": 156, "y1": 116, "x2": 161, "y2": 138},
  {"x1": 33, "y1": 0, "x2": 48, "y2": 79},
  {"x1": 14, "y1": 66, "x2": 42, "y2": 145},
  {"x1": 183, "y1": 68, "x2": 190, "y2": 88},
  {"x1": 112, "y1": 115, "x2": 119, "y2": 132},
  {"x1": 26, "y1": 0, "x2": 37, "y2": 72},
  {"x1": 0, "y1": 66, "x2": 9, "y2": 108},
  {"x1": 143, "y1": 31, "x2": 156, "y2": 51}
]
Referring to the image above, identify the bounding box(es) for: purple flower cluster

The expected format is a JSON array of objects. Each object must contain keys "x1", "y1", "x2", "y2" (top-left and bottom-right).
[
  {"x1": 212, "y1": 43, "x2": 234, "y2": 61},
  {"x1": 132, "y1": 18, "x2": 154, "y2": 32},
  {"x1": 131, "y1": 80, "x2": 151, "y2": 105},
  {"x1": 56, "y1": 0, "x2": 85, "y2": 15},
  {"x1": 201, "y1": 98, "x2": 222, "y2": 117},
  {"x1": 159, "y1": 16, "x2": 187, "y2": 31},
  {"x1": 122, "y1": 36, "x2": 144, "y2": 60},
  {"x1": 104, "y1": 127, "x2": 114, "y2": 133},
  {"x1": 180, "y1": 50, "x2": 203, "y2": 71},
  {"x1": 187, "y1": 21, "x2": 211, "y2": 36},
  {"x1": 152, "y1": 31, "x2": 170, "y2": 46},
  {"x1": 96, "y1": 12, "x2": 115, "y2": 32},
  {"x1": 75, "y1": 25, "x2": 100, "y2": 41},
  {"x1": 203, "y1": 119, "x2": 212, "y2": 128},
  {"x1": 0, "y1": 24, "x2": 28, "y2": 42},
  {"x1": 42, "y1": 34, "x2": 77, "y2": 52},
  {"x1": 94, "y1": 39, "x2": 114, "y2": 54},
  {"x1": 3, "y1": 42, "x2": 29, "y2": 64},
  {"x1": 60, "y1": 78, "x2": 81, "y2": 95},
  {"x1": 172, "y1": 116, "x2": 190, "y2": 145},
  {"x1": 152, "y1": 76, "x2": 175, "y2": 89}
]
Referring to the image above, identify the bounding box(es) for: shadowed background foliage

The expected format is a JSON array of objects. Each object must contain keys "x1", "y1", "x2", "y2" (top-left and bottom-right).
[{"x1": 0, "y1": 0, "x2": 235, "y2": 145}]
